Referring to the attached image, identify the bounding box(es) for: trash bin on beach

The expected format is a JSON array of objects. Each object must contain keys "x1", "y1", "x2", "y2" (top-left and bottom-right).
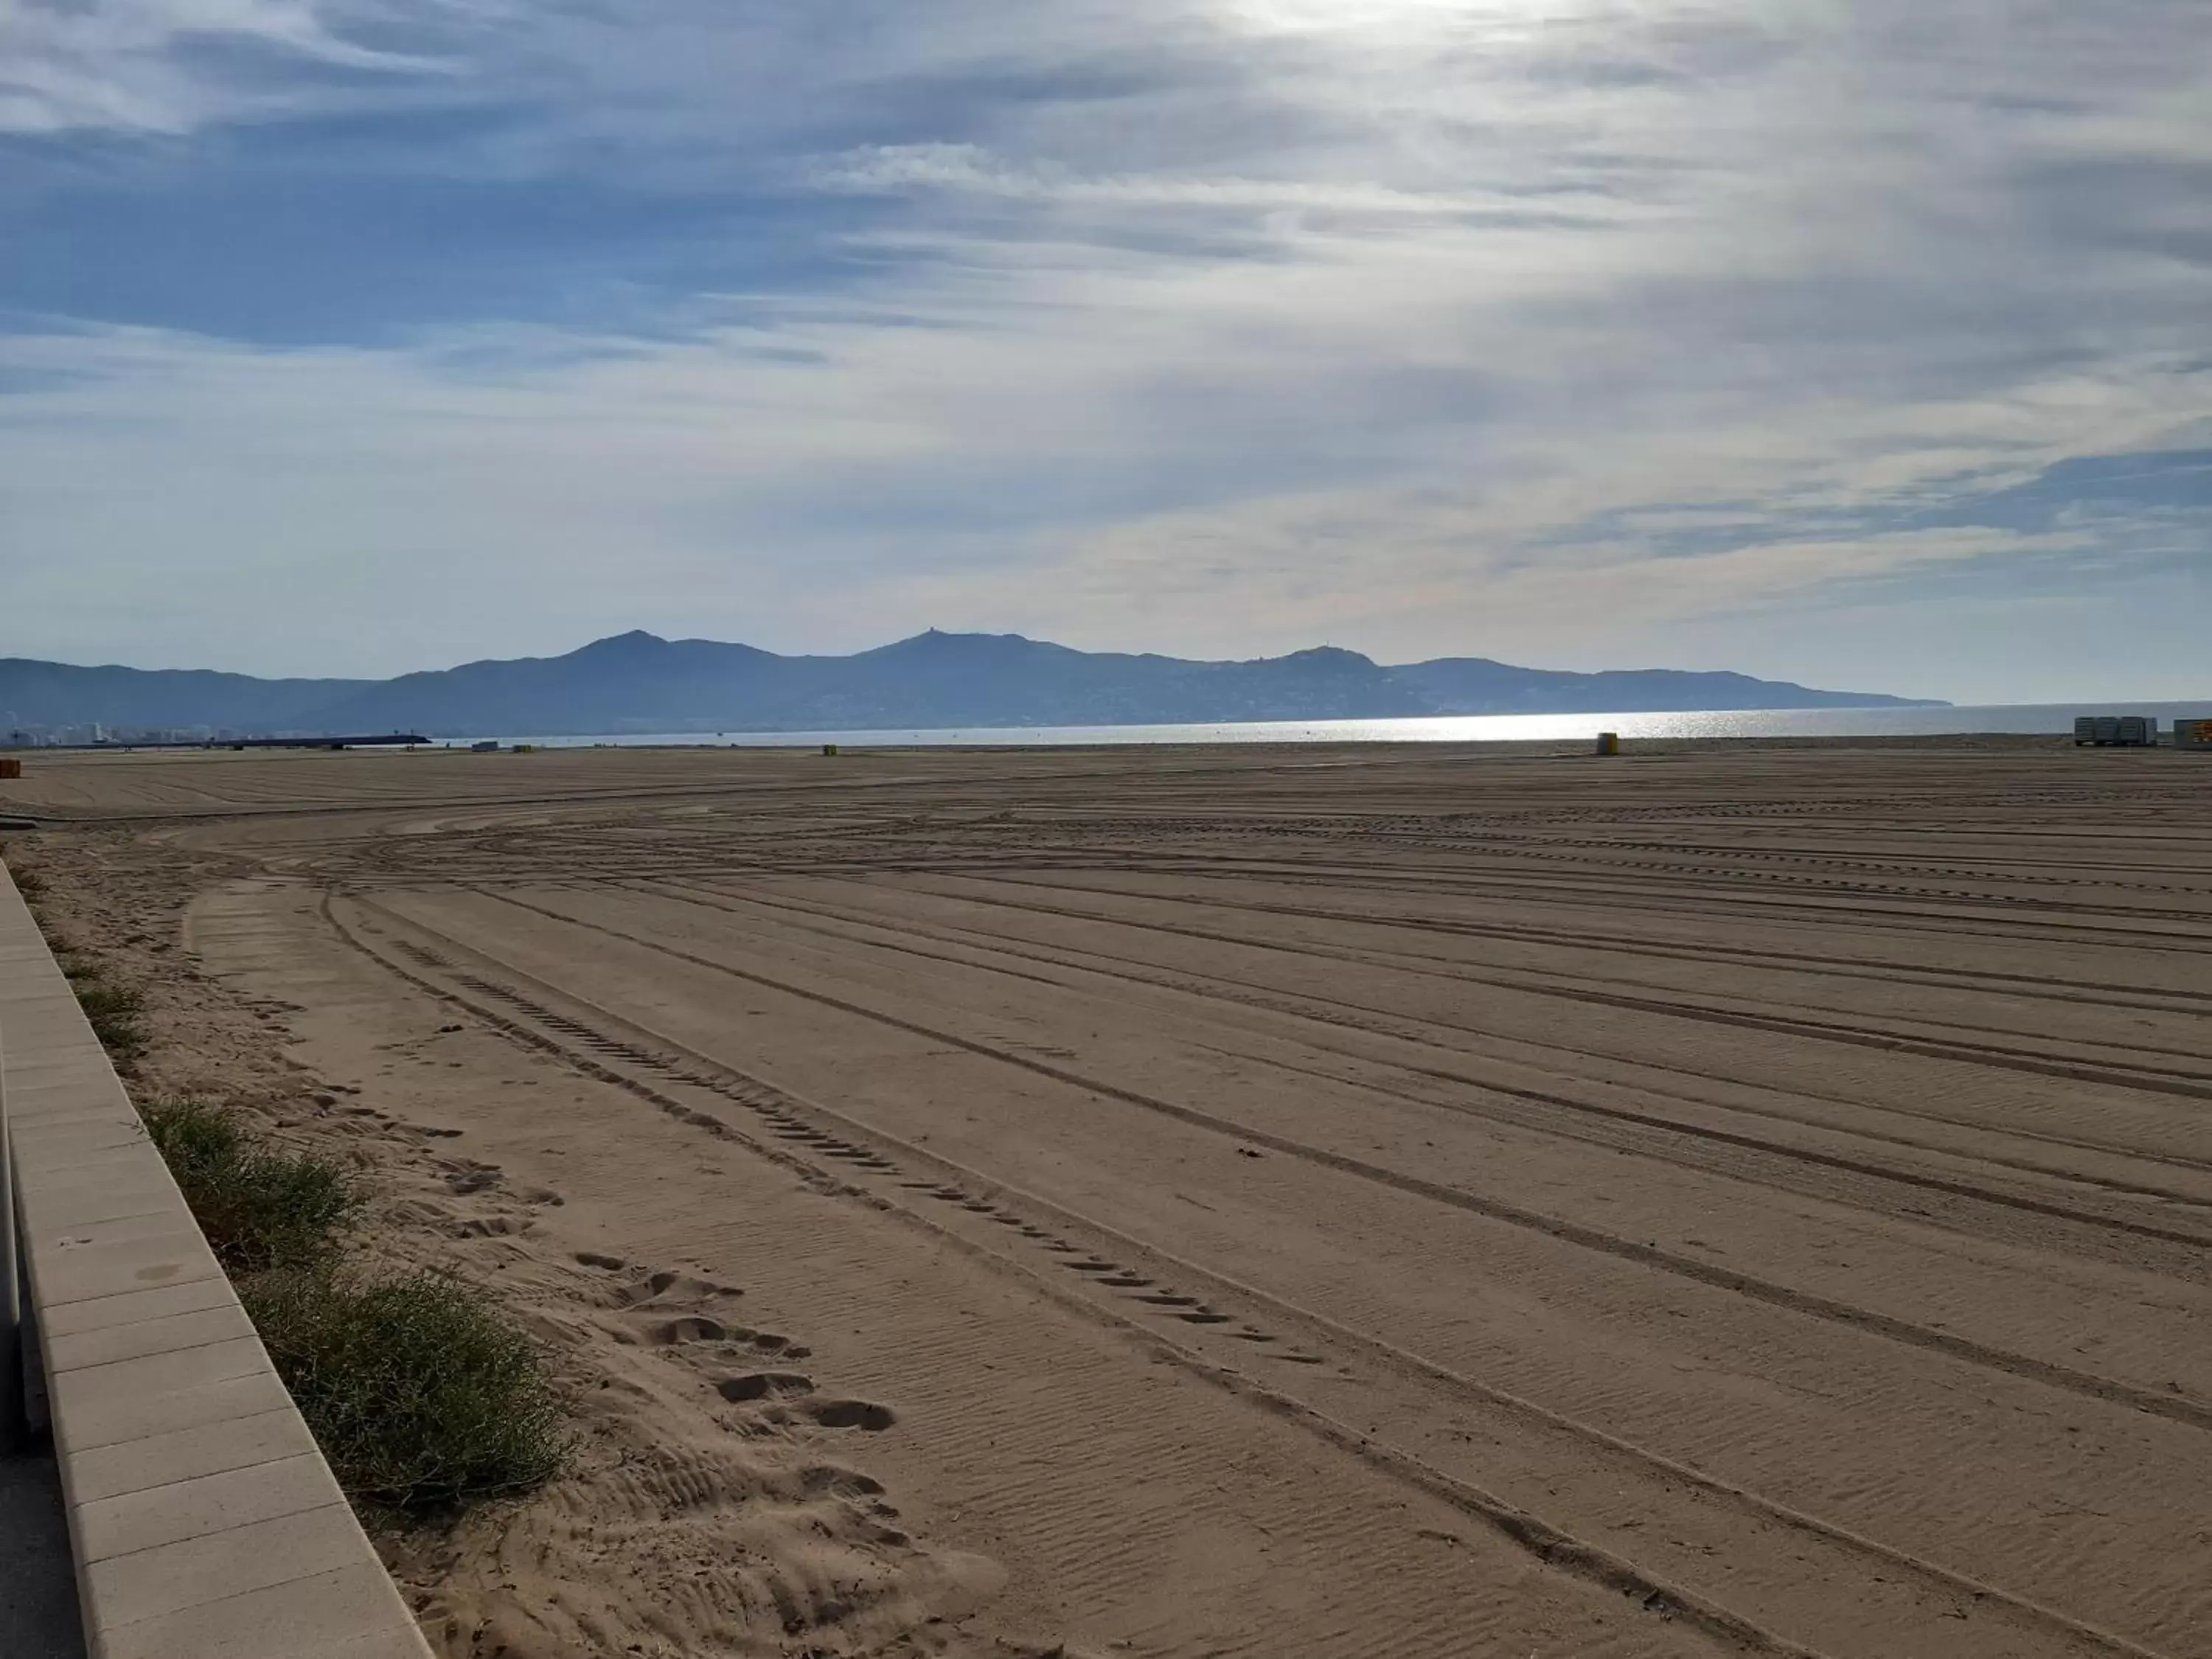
[{"x1": 1594, "y1": 732, "x2": 1620, "y2": 756}]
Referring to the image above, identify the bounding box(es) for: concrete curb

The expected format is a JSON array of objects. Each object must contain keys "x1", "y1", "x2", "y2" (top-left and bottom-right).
[{"x1": 0, "y1": 858, "x2": 432, "y2": 1659}]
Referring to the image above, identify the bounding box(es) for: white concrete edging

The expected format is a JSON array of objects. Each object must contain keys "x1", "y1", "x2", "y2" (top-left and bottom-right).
[{"x1": 0, "y1": 858, "x2": 432, "y2": 1659}]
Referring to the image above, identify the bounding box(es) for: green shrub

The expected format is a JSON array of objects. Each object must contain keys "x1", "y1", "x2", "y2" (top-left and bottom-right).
[
  {"x1": 39, "y1": 937, "x2": 142, "y2": 1056},
  {"x1": 140, "y1": 1100, "x2": 359, "y2": 1273},
  {"x1": 241, "y1": 1268, "x2": 567, "y2": 1512},
  {"x1": 73, "y1": 979, "x2": 147, "y2": 1060},
  {"x1": 73, "y1": 978, "x2": 140, "y2": 1017}
]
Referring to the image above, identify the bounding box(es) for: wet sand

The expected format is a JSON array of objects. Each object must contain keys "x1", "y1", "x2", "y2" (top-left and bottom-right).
[{"x1": 7, "y1": 739, "x2": 2211, "y2": 1658}]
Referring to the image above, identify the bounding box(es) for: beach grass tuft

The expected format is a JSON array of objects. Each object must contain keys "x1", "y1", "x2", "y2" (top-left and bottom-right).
[
  {"x1": 141, "y1": 1098, "x2": 564, "y2": 1515},
  {"x1": 72, "y1": 977, "x2": 148, "y2": 1060},
  {"x1": 141, "y1": 1099, "x2": 361, "y2": 1273},
  {"x1": 21, "y1": 874, "x2": 566, "y2": 1525},
  {"x1": 242, "y1": 1267, "x2": 568, "y2": 1513}
]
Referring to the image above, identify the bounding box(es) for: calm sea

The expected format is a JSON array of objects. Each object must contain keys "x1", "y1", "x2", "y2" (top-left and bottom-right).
[{"x1": 487, "y1": 700, "x2": 2211, "y2": 750}]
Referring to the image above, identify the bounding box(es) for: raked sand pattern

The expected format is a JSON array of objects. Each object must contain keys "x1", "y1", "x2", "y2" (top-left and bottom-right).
[{"x1": 7, "y1": 737, "x2": 2211, "y2": 1658}]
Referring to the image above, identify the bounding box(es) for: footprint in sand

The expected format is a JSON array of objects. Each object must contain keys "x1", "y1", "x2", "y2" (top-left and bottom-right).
[
  {"x1": 715, "y1": 1371, "x2": 815, "y2": 1402},
  {"x1": 614, "y1": 1269, "x2": 741, "y2": 1310},
  {"x1": 799, "y1": 1398, "x2": 898, "y2": 1432},
  {"x1": 645, "y1": 1315, "x2": 808, "y2": 1357},
  {"x1": 798, "y1": 1464, "x2": 886, "y2": 1498},
  {"x1": 653, "y1": 1315, "x2": 731, "y2": 1345},
  {"x1": 450, "y1": 1214, "x2": 532, "y2": 1239},
  {"x1": 714, "y1": 1373, "x2": 895, "y2": 1430},
  {"x1": 436, "y1": 1152, "x2": 501, "y2": 1189}
]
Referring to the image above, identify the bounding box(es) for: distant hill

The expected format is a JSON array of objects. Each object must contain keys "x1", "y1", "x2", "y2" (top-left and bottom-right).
[
  {"x1": 2, "y1": 630, "x2": 1944, "y2": 740},
  {"x1": 0, "y1": 659, "x2": 371, "y2": 732}
]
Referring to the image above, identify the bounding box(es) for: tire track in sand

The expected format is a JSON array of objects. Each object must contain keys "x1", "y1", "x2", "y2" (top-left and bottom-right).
[
  {"x1": 333, "y1": 891, "x2": 2174, "y2": 1659},
  {"x1": 475, "y1": 885, "x2": 2212, "y2": 1437}
]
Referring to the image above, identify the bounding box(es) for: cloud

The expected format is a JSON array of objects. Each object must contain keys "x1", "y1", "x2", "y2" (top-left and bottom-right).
[
  {"x1": 1, "y1": 0, "x2": 2208, "y2": 698},
  {"x1": 0, "y1": 0, "x2": 462, "y2": 134},
  {"x1": 807, "y1": 142, "x2": 1646, "y2": 232}
]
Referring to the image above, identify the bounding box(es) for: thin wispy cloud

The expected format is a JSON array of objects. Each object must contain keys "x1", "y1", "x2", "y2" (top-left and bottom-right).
[
  {"x1": 0, "y1": 0, "x2": 465, "y2": 133},
  {"x1": 1, "y1": 0, "x2": 2206, "y2": 698}
]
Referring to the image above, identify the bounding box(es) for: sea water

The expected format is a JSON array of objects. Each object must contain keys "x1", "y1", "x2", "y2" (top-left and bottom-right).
[{"x1": 473, "y1": 700, "x2": 2211, "y2": 750}]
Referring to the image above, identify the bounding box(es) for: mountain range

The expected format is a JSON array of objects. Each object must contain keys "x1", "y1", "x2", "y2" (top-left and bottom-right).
[{"x1": 1, "y1": 630, "x2": 1944, "y2": 739}]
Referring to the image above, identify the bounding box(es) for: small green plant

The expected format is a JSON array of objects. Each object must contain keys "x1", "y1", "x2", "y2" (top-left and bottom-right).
[
  {"x1": 35, "y1": 932, "x2": 147, "y2": 1059},
  {"x1": 143, "y1": 1102, "x2": 563, "y2": 1518},
  {"x1": 73, "y1": 978, "x2": 147, "y2": 1060},
  {"x1": 242, "y1": 1268, "x2": 567, "y2": 1512},
  {"x1": 140, "y1": 1100, "x2": 359, "y2": 1273}
]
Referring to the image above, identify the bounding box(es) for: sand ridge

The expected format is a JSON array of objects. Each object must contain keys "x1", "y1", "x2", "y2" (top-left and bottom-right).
[{"x1": 8, "y1": 738, "x2": 2211, "y2": 1658}]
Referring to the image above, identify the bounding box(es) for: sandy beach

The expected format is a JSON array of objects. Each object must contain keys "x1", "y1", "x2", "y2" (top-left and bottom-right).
[{"x1": 7, "y1": 737, "x2": 2211, "y2": 1659}]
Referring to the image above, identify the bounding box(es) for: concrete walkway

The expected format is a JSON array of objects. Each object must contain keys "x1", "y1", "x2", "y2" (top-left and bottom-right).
[
  {"x1": 4, "y1": 855, "x2": 430, "y2": 1659},
  {"x1": 1, "y1": 1447, "x2": 85, "y2": 1659}
]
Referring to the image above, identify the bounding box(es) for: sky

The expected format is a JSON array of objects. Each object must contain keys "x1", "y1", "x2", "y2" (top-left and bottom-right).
[{"x1": 1, "y1": 1, "x2": 2208, "y2": 702}]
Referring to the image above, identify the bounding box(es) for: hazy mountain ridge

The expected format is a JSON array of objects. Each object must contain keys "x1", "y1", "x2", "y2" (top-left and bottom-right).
[
  {"x1": 3, "y1": 630, "x2": 1944, "y2": 739},
  {"x1": 0, "y1": 658, "x2": 373, "y2": 732}
]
